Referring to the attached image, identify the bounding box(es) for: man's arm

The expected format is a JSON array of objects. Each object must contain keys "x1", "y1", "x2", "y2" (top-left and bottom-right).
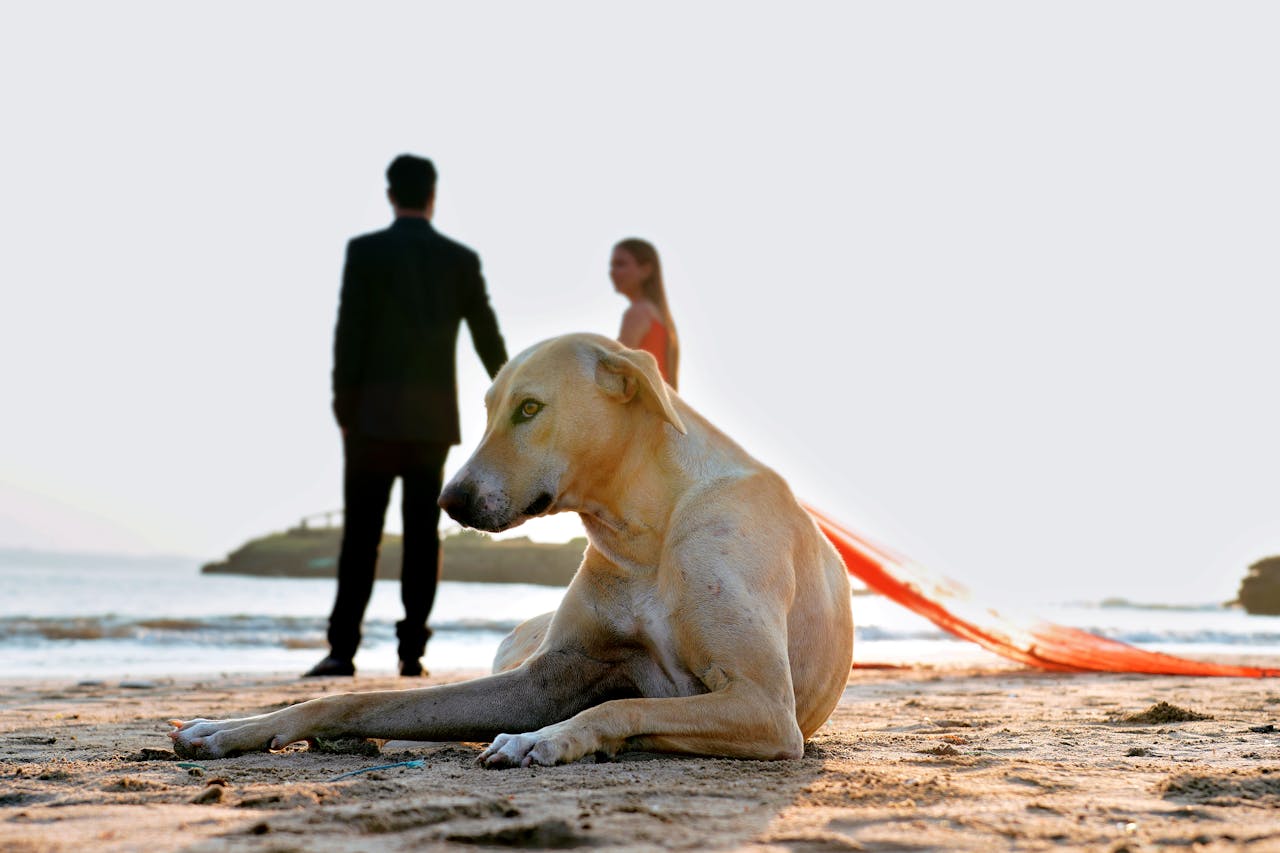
[
  {"x1": 331, "y1": 240, "x2": 368, "y2": 428},
  {"x1": 460, "y1": 252, "x2": 508, "y2": 379}
]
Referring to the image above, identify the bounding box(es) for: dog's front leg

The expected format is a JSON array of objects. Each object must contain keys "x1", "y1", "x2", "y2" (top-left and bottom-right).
[{"x1": 168, "y1": 650, "x2": 614, "y2": 759}]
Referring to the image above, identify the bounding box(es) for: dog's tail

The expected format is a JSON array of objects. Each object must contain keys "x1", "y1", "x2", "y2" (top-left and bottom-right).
[{"x1": 805, "y1": 504, "x2": 1279, "y2": 678}]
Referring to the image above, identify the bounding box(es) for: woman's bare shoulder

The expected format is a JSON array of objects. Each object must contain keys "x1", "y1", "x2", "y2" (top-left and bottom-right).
[
  {"x1": 633, "y1": 300, "x2": 664, "y2": 324},
  {"x1": 618, "y1": 302, "x2": 654, "y2": 346}
]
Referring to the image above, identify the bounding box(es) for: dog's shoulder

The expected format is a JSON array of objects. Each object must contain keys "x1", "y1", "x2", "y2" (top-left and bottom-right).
[
  {"x1": 681, "y1": 463, "x2": 794, "y2": 508},
  {"x1": 667, "y1": 467, "x2": 807, "y2": 550}
]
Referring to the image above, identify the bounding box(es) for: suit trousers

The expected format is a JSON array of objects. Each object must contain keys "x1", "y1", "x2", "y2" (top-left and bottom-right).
[{"x1": 326, "y1": 434, "x2": 451, "y2": 662}]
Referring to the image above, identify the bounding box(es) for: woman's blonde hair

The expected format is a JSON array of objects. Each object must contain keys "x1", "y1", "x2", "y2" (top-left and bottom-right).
[{"x1": 615, "y1": 237, "x2": 679, "y2": 388}]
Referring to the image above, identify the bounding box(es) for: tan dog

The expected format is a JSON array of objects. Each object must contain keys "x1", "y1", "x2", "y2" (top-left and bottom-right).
[{"x1": 168, "y1": 334, "x2": 853, "y2": 766}]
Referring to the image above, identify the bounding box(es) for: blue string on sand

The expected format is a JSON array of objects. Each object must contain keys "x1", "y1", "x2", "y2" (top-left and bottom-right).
[{"x1": 329, "y1": 758, "x2": 425, "y2": 781}]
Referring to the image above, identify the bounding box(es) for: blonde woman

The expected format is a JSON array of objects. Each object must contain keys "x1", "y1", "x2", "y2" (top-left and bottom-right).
[{"x1": 609, "y1": 238, "x2": 680, "y2": 388}]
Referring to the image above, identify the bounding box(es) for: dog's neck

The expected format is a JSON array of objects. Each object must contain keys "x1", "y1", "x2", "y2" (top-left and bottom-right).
[
  {"x1": 576, "y1": 505, "x2": 669, "y2": 579},
  {"x1": 566, "y1": 407, "x2": 751, "y2": 576},
  {"x1": 562, "y1": 422, "x2": 692, "y2": 573}
]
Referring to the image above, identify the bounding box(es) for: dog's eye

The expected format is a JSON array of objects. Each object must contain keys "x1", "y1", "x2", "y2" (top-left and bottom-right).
[{"x1": 512, "y1": 399, "x2": 543, "y2": 424}]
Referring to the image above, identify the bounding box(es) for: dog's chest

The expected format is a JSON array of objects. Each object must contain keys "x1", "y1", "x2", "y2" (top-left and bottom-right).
[{"x1": 611, "y1": 587, "x2": 703, "y2": 698}]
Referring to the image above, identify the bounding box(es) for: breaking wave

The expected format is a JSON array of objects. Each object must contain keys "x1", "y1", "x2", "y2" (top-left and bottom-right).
[
  {"x1": 2, "y1": 613, "x2": 1276, "y2": 650},
  {"x1": 0, "y1": 615, "x2": 529, "y2": 647}
]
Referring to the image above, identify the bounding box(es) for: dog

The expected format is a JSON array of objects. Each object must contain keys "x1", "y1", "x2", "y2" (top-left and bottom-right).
[{"x1": 169, "y1": 333, "x2": 853, "y2": 766}]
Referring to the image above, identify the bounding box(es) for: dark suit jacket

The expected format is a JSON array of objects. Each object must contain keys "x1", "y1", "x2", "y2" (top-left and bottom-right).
[{"x1": 332, "y1": 217, "x2": 508, "y2": 444}]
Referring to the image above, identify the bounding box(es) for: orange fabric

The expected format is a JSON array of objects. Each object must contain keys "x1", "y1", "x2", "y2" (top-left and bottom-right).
[
  {"x1": 803, "y1": 503, "x2": 1279, "y2": 678},
  {"x1": 636, "y1": 318, "x2": 672, "y2": 384}
]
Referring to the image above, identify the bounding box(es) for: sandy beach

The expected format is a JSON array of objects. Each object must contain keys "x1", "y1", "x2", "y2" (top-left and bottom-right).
[{"x1": 2, "y1": 662, "x2": 1278, "y2": 852}]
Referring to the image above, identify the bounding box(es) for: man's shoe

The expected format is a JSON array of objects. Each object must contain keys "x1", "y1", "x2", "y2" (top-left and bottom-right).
[
  {"x1": 399, "y1": 659, "x2": 426, "y2": 677},
  {"x1": 303, "y1": 656, "x2": 355, "y2": 677}
]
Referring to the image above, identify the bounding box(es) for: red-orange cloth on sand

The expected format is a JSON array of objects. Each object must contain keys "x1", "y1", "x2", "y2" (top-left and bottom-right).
[{"x1": 805, "y1": 504, "x2": 1279, "y2": 677}]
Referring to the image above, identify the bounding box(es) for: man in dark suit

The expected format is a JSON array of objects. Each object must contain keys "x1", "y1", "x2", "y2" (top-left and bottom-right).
[{"x1": 306, "y1": 154, "x2": 508, "y2": 678}]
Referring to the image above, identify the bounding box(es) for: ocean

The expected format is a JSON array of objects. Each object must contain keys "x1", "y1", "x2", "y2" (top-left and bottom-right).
[{"x1": 1, "y1": 553, "x2": 1277, "y2": 681}]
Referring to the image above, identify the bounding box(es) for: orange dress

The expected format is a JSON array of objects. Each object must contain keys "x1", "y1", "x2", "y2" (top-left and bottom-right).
[{"x1": 635, "y1": 316, "x2": 672, "y2": 385}]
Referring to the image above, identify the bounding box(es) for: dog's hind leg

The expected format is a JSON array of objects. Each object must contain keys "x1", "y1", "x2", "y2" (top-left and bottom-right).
[
  {"x1": 493, "y1": 611, "x2": 554, "y2": 673},
  {"x1": 479, "y1": 678, "x2": 805, "y2": 768}
]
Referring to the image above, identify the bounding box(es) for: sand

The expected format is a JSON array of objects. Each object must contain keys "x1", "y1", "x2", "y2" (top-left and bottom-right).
[{"x1": 2, "y1": 662, "x2": 1279, "y2": 852}]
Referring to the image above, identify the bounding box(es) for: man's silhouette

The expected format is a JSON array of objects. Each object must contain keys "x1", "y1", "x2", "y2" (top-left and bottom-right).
[{"x1": 307, "y1": 154, "x2": 508, "y2": 677}]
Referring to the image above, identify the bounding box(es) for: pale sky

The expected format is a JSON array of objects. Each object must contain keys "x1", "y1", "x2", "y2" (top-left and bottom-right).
[{"x1": 1, "y1": 2, "x2": 1277, "y2": 604}]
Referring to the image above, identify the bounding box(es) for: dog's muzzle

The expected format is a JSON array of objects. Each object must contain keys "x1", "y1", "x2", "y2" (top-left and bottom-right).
[
  {"x1": 438, "y1": 481, "x2": 481, "y2": 526},
  {"x1": 523, "y1": 492, "x2": 553, "y2": 517},
  {"x1": 438, "y1": 481, "x2": 554, "y2": 531}
]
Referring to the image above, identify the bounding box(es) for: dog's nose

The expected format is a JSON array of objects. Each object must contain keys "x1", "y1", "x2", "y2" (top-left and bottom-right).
[{"x1": 437, "y1": 481, "x2": 476, "y2": 523}]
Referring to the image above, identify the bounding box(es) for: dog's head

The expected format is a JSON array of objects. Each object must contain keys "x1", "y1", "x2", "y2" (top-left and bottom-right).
[{"x1": 439, "y1": 333, "x2": 686, "y2": 532}]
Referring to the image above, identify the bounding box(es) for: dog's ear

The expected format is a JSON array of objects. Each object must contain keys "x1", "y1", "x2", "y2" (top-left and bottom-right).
[{"x1": 594, "y1": 347, "x2": 687, "y2": 435}]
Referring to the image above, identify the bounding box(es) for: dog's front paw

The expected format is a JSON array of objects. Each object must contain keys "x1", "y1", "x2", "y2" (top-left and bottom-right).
[
  {"x1": 167, "y1": 717, "x2": 293, "y2": 759},
  {"x1": 478, "y1": 724, "x2": 592, "y2": 769}
]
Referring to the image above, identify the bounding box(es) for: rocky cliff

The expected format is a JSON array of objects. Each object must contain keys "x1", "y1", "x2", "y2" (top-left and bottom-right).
[{"x1": 201, "y1": 525, "x2": 585, "y2": 587}]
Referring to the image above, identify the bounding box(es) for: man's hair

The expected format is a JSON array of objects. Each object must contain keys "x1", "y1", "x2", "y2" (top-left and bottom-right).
[{"x1": 386, "y1": 154, "x2": 437, "y2": 210}]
